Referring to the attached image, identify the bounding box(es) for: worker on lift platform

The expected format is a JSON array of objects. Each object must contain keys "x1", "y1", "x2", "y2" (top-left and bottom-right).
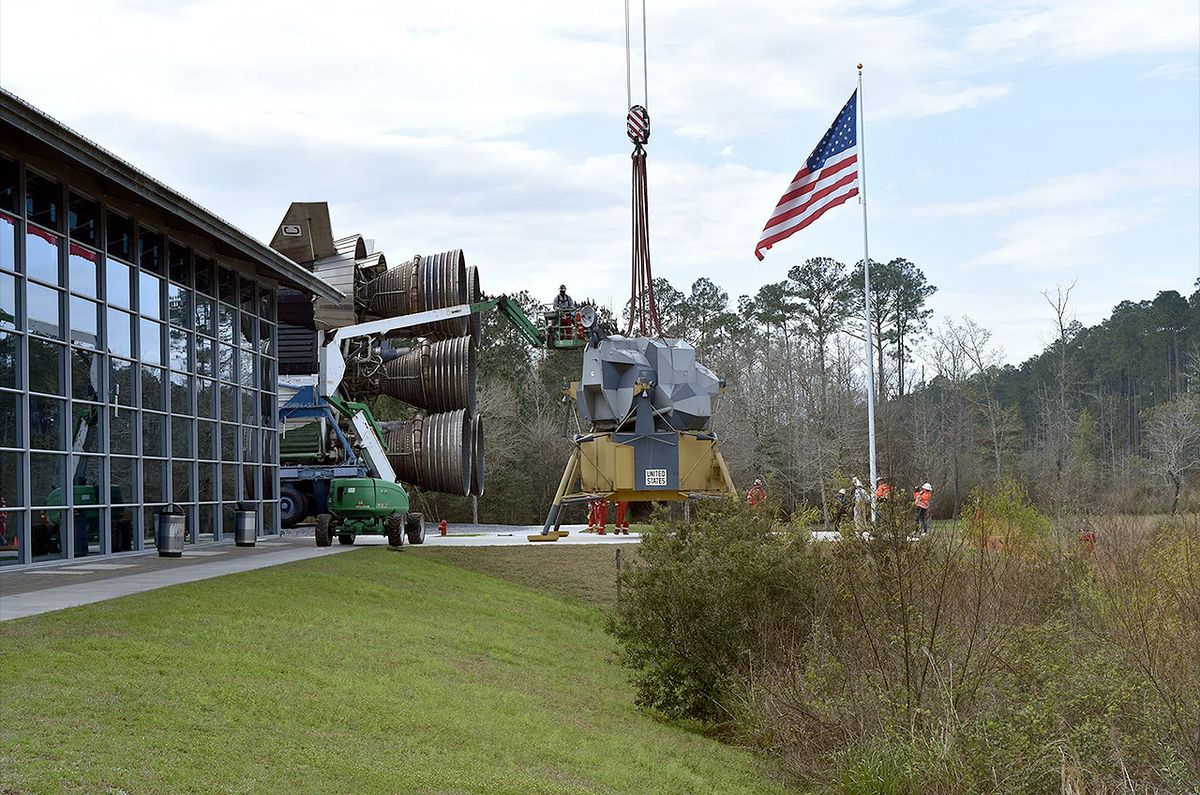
[{"x1": 552, "y1": 285, "x2": 579, "y2": 341}]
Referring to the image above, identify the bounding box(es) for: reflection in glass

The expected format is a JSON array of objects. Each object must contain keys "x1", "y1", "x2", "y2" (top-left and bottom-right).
[
  {"x1": 259, "y1": 288, "x2": 274, "y2": 320},
  {"x1": 197, "y1": 378, "x2": 215, "y2": 419},
  {"x1": 109, "y1": 407, "x2": 134, "y2": 454},
  {"x1": 219, "y1": 343, "x2": 236, "y2": 382},
  {"x1": 110, "y1": 456, "x2": 135, "y2": 504},
  {"x1": 172, "y1": 416, "x2": 192, "y2": 458},
  {"x1": 68, "y1": 244, "x2": 99, "y2": 298},
  {"x1": 170, "y1": 371, "x2": 191, "y2": 415},
  {"x1": 264, "y1": 501, "x2": 277, "y2": 535},
  {"x1": 218, "y1": 267, "x2": 235, "y2": 303},
  {"x1": 196, "y1": 337, "x2": 215, "y2": 377},
  {"x1": 242, "y1": 465, "x2": 259, "y2": 500},
  {"x1": 69, "y1": 296, "x2": 98, "y2": 348},
  {"x1": 74, "y1": 453, "x2": 103, "y2": 490},
  {"x1": 25, "y1": 227, "x2": 59, "y2": 284},
  {"x1": 141, "y1": 365, "x2": 164, "y2": 411},
  {"x1": 195, "y1": 256, "x2": 214, "y2": 296},
  {"x1": 0, "y1": 271, "x2": 15, "y2": 330},
  {"x1": 220, "y1": 383, "x2": 236, "y2": 422},
  {"x1": 106, "y1": 212, "x2": 133, "y2": 262},
  {"x1": 169, "y1": 243, "x2": 190, "y2": 285},
  {"x1": 30, "y1": 395, "x2": 66, "y2": 450},
  {"x1": 0, "y1": 449, "x2": 22, "y2": 507},
  {"x1": 240, "y1": 349, "x2": 255, "y2": 387},
  {"x1": 0, "y1": 390, "x2": 19, "y2": 448},
  {"x1": 168, "y1": 327, "x2": 191, "y2": 372},
  {"x1": 139, "y1": 271, "x2": 162, "y2": 320},
  {"x1": 262, "y1": 467, "x2": 276, "y2": 500},
  {"x1": 173, "y1": 460, "x2": 194, "y2": 503},
  {"x1": 26, "y1": 282, "x2": 61, "y2": 339},
  {"x1": 69, "y1": 194, "x2": 99, "y2": 248},
  {"x1": 71, "y1": 349, "x2": 104, "y2": 402},
  {"x1": 222, "y1": 463, "x2": 237, "y2": 501},
  {"x1": 74, "y1": 506, "x2": 103, "y2": 557},
  {"x1": 28, "y1": 338, "x2": 64, "y2": 396},
  {"x1": 71, "y1": 403, "x2": 101, "y2": 453},
  {"x1": 199, "y1": 503, "x2": 216, "y2": 540},
  {"x1": 221, "y1": 422, "x2": 236, "y2": 460},
  {"x1": 142, "y1": 412, "x2": 165, "y2": 457},
  {"x1": 107, "y1": 307, "x2": 132, "y2": 358},
  {"x1": 0, "y1": 213, "x2": 15, "y2": 272},
  {"x1": 168, "y1": 283, "x2": 190, "y2": 327},
  {"x1": 197, "y1": 420, "x2": 216, "y2": 460},
  {"x1": 195, "y1": 294, "x2": 214, "y2": 337},
  {"x1": 144, "y1": 459, "x2": 164, "y2": 502},
  {"x1": 109, "y1": 357, "x2": 134, "y2": 406},
  {"x1": 140, "y1": 318, "x2": 162, "y2": 365},
  {"x1": 107, "y1": 258, "x2": 131, "y2": 308},
  {"x1": 199, "y1": 462, "x2": 217, "y2": 501},
  {"x1": 258, "y1": 321, "x2": 274, "y2": 357},
  {"x1": 242, "y1": 389, "x2": 255, "y2": 425},
  {"x1": 139, "y1": 229, "x2": 162, "y2": 274},
  {"x1": 30, "y1": 452, "x2": 68, "y2": 506},
  {"x1": 25, "y1": 173, "x2": 59, "y2": 230},
  {"x1": 243, "y1": 427, "x2": 259, "y2": 462},
  {"x1": 0, "y1": 331, "x2": 17, "y2": 389},
  {"x1": 218, "y1": 305, "x2": 235, "y2": 344}
]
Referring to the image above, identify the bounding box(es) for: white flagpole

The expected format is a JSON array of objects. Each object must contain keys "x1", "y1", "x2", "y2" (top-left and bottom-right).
[{"x1": 857, "y1": 64, "x2": 879, "y2": 501}]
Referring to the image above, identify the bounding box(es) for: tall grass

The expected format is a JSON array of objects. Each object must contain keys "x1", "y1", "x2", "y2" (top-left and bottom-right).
[{"x1": 609, "y1": 488, "x2": 1199, "y2": 793}]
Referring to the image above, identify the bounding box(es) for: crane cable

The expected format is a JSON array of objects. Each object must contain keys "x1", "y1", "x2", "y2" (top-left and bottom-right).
[{"x1": 623, "y1": 0, "x2": 660, "y2": 337}]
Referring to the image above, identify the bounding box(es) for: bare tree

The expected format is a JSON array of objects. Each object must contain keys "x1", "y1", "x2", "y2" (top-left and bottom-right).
[{"x1": 1145, "y1": 395, "x2": 1200, "y2": 513}]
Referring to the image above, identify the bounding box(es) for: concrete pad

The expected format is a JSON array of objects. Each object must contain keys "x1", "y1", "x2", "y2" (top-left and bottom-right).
[
  {"x1": 24, "y1": 570, "x2": 95, "y2": 576},
  {"x1": 0, "y1": 542, "x2": 356, "y2": 622},
  {"x1": 61, "y1": 563, "x2": 137, "y2": 570}
]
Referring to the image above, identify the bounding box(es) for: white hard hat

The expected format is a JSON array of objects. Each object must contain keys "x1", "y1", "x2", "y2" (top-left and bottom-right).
[
  {"x1": 922, "y1": 482, "x2": 932, "y2": 491},
  {"x1": 754, "y1": 478, "x2": 763, "y2": 485},
  {"x1": 838, "y1": 488, "x2": 846, "y2": 495},
  {"x1": 853, "y1": 477, "x2": 863, "y2": 486}
]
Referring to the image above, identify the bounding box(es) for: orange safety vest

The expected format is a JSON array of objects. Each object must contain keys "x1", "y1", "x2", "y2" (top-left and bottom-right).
[
  {"x1": 913, "y1": 489, "x2": 931, "y2": 509},
  {"x1": 747, "y1": 486, "x2": 767, "y2": 506},
  {"x1": 875, "y1": 483, "x2": 892, "y2": 500}
]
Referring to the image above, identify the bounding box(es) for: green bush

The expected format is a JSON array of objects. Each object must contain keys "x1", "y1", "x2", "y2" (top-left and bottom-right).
[
  {"x1": 608, "y1": 497, "x2": 818, "y2": 723},
  {"x1": 608, "y1": 487, "x2": 1200, "y2": 792}
]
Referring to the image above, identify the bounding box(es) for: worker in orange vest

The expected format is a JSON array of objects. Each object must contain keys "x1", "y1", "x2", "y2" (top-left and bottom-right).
[
  {"x1": 596, "y1": 500, "x2": 609, "y2": 535},
  {"x1": 746, "y1": 478, "x2": 767, "y2": 507},
  {"x1": 874, "y1": 477, "x2": 893, "y2": 501},
  {"x1": 614, "y1": 501, "x2": 630, "y2": 534},
  {"x1": 912, "y1": 482, "x2": 932, "y2": 533}
]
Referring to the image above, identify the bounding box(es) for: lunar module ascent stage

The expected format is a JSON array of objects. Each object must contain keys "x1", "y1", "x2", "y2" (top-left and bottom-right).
[{"x1": 534, "y1": 333, "x2": 737, "y2": 541}]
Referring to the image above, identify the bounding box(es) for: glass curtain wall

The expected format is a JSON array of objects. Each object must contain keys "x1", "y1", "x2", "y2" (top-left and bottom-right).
[{"x1": 0, "y1": 151, "x2": 279, "y2": 566}]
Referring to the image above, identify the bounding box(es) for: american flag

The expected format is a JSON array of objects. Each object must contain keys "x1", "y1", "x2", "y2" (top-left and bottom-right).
[{"x1": 755, "y1": 91, "x2": 859, "y2": 261}]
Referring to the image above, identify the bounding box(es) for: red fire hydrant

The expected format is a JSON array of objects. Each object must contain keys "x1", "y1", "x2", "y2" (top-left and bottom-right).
[{"x1": 438, "y1": 519, "x2": 449, "y2": 537}]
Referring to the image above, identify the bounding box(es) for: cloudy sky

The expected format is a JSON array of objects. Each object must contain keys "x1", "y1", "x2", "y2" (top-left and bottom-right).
[{"x1": 1, "y1": 1, "x2": 1197, "y2": 363}]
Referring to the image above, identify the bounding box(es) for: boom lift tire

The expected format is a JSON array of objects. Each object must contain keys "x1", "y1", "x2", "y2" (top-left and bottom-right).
[
  {"x1": 385, "y1": 513, "x2": 405, "y2": 547},
  {"x1": 315, "y1": 513, "x2": 334, "y2": 547},
  {"x1": 280, "y1": 483, "x2": 306, "y2": 528},
  {"x1": 337, "y1": 534, "x2": 355, "y2": 545},
  {"x1": 405, "y1": 512, "x2": 426, "y2": 545}
]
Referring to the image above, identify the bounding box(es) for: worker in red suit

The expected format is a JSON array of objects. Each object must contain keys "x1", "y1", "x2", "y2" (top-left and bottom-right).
[
  {"x1": 595, "y1": 500, "x2": 609, "y2": 535},
  {"x1": 746, "y1": 478, "x2": 767, "y2": 507},
  {"x1": 615, "y1": 501, "x2": 630, "y2": 534}
]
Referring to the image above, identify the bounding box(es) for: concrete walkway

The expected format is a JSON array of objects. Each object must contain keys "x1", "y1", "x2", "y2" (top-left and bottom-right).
[
  {"x1": 0, "y1": 538, "x2": 356, "y2": 621},
  {"x1": 0, "y1": 526, "x2": 644, "y2": 621}
]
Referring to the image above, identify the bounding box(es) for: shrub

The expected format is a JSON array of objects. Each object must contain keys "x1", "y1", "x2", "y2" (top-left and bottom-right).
[
  {"x1": 608, "y1": 496, "x2": 818, "y2": 723},
  {"x1": 608, "y1": 487, "x2": 1200, "y2": 791}
]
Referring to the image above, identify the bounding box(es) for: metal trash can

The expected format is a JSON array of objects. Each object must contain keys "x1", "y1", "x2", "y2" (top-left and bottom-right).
[
  {"x1": 156, "y1": 504, "x2": 186, "y2": 558},
  {"x1": 234, "y1": 508, "x2": 257, "y2": 548}
]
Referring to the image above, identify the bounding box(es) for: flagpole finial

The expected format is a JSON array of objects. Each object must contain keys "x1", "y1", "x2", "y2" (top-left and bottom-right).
[{"x1": 857, "y1": 63, "x2": 863, "y2": 71}]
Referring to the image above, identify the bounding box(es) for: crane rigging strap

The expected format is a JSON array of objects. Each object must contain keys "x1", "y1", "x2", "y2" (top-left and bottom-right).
[{"x1": 622, "y1": 0, "x2": 659, "y2": 337}]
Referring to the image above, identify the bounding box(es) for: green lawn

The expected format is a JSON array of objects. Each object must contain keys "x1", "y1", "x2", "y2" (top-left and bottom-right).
[{"x1": 0, "y1": 548, "x2": 788, "y2": 795}]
